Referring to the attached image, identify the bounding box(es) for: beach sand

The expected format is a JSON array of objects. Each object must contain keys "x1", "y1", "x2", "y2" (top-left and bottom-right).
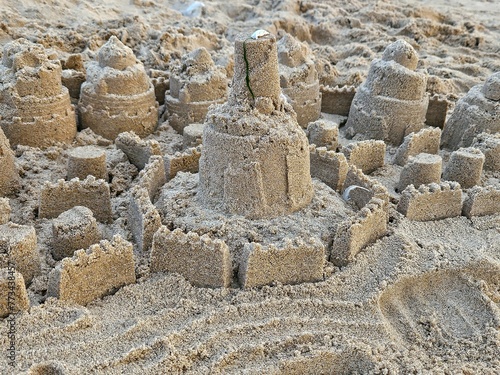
[{"x1": 0, "y1": 0, "x2": 499, "y2": 373}]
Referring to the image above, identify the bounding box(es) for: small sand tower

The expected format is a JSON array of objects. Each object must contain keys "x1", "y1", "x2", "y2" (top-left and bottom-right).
[
  {"x1": 0, "y1": 39, "x2": 77, "y2": 147},
  {"x1": 79, "y1": 36, "x2": 158, "y2": 140},
  {"x1": 199, "y1": 31, "x2": 313, "y2": 219},
  {"x1": 0, "y1": 128, "x2": 19, "y2": 196},
  {"x1": 166, "y1": 47, "x2": 228, "y2": 133},
  {"x1": 441, "y1": 72, "x2": 500, "y2": 150},
  {"x1": 345, "y1": 40, "x2": 428, "y2": 145},
  {"x1": 277, "y1": 33, "x2": 321, "y2": 128}
]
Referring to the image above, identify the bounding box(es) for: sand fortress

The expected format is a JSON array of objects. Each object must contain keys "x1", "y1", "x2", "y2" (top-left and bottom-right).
[
  {"x1": 79, "y1": 36, "x2": 158, "y2": 140},
  {"x1": 199, "y1": 32, "x2": 313, "y2": 219},
  {"x1": 0, "y1": 39, "x2": 76, "y2": 147},
  {"x1": 441, "y1": 72, "x2": 500, "y2": 150},
  {"x1": 345, "y1": 40, "x2": 428, "y2": 145}
]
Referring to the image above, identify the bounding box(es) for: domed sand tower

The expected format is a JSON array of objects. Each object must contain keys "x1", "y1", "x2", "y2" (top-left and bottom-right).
[
  {"x1": 79, "y1": 36, "x2": 158, "y2": 140},
  {"x1": 345, "y1": 40, "x2": 428, "y2": 145},
  {"x1": 0, "y1": 38, "x2": 76, "y2": 148},
  {"x1": 199, "y1": 32, "x2": 313, "y2": 219},
  {"x1": 441, "y1": 72, "x2": 500, "y2": 150},
  {"x1": 165, "y1": 47, "x2": 228, "y2": 133}
]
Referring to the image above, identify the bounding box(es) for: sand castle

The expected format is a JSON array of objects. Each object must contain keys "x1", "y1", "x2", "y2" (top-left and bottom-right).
[
  {"x1": 79, "y1": 36, "x2": 158, "y2": 140},
  {"x1": 441, "y1": 72, "x2": 500, "y2": 150},
  {"x1": 165, "y1": 47, "x2": 227, "y2": 133},
  {"x1": 199, "y1": 32, "x2": 313, "y2": 219},
  {"x1": 277, "y1": 33, "x2": 321, "y2": 127},
  {"x1": 345, "y1": 40, "x2": 428, "y2": 145},
  {"x1": 0, "y1": 38, "x2": 77, "y2": 147}
]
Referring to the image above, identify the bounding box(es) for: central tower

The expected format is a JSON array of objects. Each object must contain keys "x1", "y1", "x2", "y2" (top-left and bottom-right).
[{"x1": 199, "y1": 32, "x2": 313, "y2": 219}]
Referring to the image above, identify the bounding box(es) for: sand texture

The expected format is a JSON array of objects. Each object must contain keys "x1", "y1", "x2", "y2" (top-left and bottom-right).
[{"x1": 0, "y1": 0, "x2": 498, "y2": 374}]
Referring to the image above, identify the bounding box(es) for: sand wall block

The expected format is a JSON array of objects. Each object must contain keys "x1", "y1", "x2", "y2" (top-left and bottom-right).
[
  {"x1": 425, "y1": 94, "x2": 449, "y2": 128},
  {"x1": 129, "y1": 186, "x2": 161, "y2": 252},
  {"x1": 394, "y1": 127, "x2": 441, "y2": 166},
  {"x1": 320, "y1": 85, "x2": 356, "y2": 116},
  {"x1": 150, "y1": 227, "x2": 232, "y2": 288},
  {"x1": 67, "y1": 146, "x2": 107, "y2": 181},
  {"x1": 462, "y1": 186, "x2": 500, "y2": 218},
  {"x1": 39, "y1": 176, "x2": 112, "y2": 223},
  {"x1": 397, "y1": 153, "x2": 442, "y2": 192},
  {"x1": 331, "y1": 198, "x2": 387, "y2": 266},
  {"x1": 0, "y1": 223, "x2": 40, "y2": 284},
  {"x1": 309, "y1": 145, "x2": 348, "y2": 191},
  {"x1": 397, "y1": 182, "x2": 462, "y2": 221},
  {"x1": 164, "y1": 146, "x2": 202, "y2": 180},
  {"x1": 52, "y1": 206, "x2": 101, "y2": 261},
  {"x1": 471, "y1": 132, "x2": 500, "y2": 172},
  {"x1": 136, "y1": 155, "x2": 167, "y2": 201},
  {"x1": 47, "y1": 235, "x2": 135, "y2": 306},
  {"x1": 0, "y1": 198, "x2": 11, "y2": 224},
  {"x1": 307, "y1": 120, "x2": 339, "y2": 150},
  {"x1": 342, "y1": 166, "x2": 389, "y2": 210},
  {"x1": 443, "y1": 147, "x2": 484, "y2": 189},
  {"x1": 115, "y1": 131, "x2": 162, "y2": 170},
  {"x1": 183, "y1": 123, "x2": 204, "y2": 149},
  {"x1": 0, "y1": 267, "x2": 29, "y2": 318},
  {"x1": 239, "y1": 238, "x2": 325, "y2": 288},
  {"x1": 343, "y1": 140, "x2": 386, "y2": 174},
  {"x1": 0, "y1": 128, "x2": 19, "y2": 196},
  {"x1": 150, "y1": 69, "x2": 169, "y2": 105}
]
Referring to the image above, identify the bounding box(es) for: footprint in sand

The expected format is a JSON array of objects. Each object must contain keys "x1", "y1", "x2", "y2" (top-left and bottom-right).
[{"x1": 378, "y1": 268, "x2": 500, "y2": 347}]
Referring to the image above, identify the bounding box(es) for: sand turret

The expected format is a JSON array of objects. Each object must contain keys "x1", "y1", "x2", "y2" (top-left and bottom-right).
[
  {"x1": 198, "y1": 31, "x2": 313, "y2": 219},
  {"x1": 79, "y1": 36, "x2": 158, "y2": 140},
  {"x1": 277, "y1": 33, "x2": 321, "y2": 127},
  {"x1": 0, "y1": 39, "x2": 77, "y2": 147},
  {"x1": 345, "y1": 40, "x2": 428, "y2": 145},
  {"x1": 165, "y1": 47, "x2": 228, "y2": 133},
  {"x1": 0, "y1": 128, "x2": 19, "y2": 196},
  {"x1": 441, "y1": 72, "x2": 500, "y2": 150}
]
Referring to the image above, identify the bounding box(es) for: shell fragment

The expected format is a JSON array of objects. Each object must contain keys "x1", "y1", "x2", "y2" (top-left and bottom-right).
[{"x1": 251, "y1": 30, "x2": 270, "y2": 40}]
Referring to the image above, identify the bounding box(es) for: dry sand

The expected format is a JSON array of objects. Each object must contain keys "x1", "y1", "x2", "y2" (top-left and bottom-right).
[{"x1": 0, "y1": 0, "x2": 499, "y2": 374}]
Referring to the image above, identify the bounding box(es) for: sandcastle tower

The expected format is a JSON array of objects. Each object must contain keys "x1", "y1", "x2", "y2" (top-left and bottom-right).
[
  {"x1": 0, "y1": 39, "x2": 77, "y2": 147},
  {"x1": 441, "y1": 72, "x2": 500, "y2": 150},
  {"x1": 79, "y1": 36, "x2": 158, "y2": 140},
  {"x1": 345, "y1": 40, "x2": 428, "y2": 145},
  {"x1": 277, "y1": 33, "x2": 321, "y2": 128},
  {"x1": 165, "y1": 47, "x2": 228, "y2": 133},
  {"x1": 0, "y1": 128, "x2": 19, "y2": 196},
  {"x1": 199, "y1": 32, "x2": 313, "y2": 219}
]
